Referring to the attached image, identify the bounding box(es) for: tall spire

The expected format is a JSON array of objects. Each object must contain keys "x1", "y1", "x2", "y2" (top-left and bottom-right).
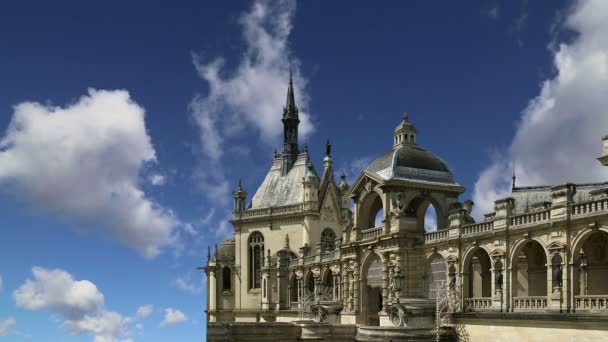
[
  {"x1": 281, "y1": 68, "x2": 300, "y2": 175},
  {"x1": 284, "y1": 67, "x2": 298, "y2": 118}
]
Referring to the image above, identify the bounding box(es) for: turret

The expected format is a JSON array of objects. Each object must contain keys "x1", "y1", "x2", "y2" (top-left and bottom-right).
[
  {"x1": 303, "y1": 160, "x2": 319, "y2": 211},
  {"x1": 232, "y1": 179, "x2": 247, "y2": 212},
  {"x1": 393, "y1": 114, "x2": 417, "y2": 148},
  {"x1": 281, "y1": 70, "x2": 300, "y2": 175},
  {"x1": 338, "y1": 173, "x2": 350, "y2": 209},
  {"x1": 598, "y1": 135, "x2": 608, "y2": 166}
]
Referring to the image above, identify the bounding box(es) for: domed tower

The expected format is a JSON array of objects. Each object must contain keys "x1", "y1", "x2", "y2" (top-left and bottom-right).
[{"x1": 349, "y1": 114, "x2": 465, "y2": 235}]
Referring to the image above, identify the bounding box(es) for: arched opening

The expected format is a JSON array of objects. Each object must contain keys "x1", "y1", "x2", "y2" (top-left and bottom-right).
[
  {"x1": 248, "y1": 232, "x2": 264, "y2": 289},
  {"x1": 322, "y1": 269, "x2": 334, "y2": 301},
  {"x1": 289, "y1": 274, "x2": 298, "y2": 307},
  {"x1": 304, "y1": 272, "x2": 315, "y2": 299},
  {"x1": 466, "y1": 248, "x2": 491, "y2": 298},
  {"x1": 407, "y1": 196, "x2": 442, "y2": 232},
  {"x1": 574, "y1": 231, "x2": 608, "y2": 302},
  {"x1": 362, "y1": 254, "x2": 383, "y2": 326},
  {"x1": 222, "y1": 266, "x2": 231, "y2": 291},
  {"x1": 427, "y1": 253, "x2": 447, "y2": 299},
  {"x1": 512, "y1": 240, "x2": 548, "y2": 310},
  {"x1": 424, "y1": 204, "x2": 438, "y2": 232},
  {"x1": 320, "y1": 228, "x2": 337, "y2": 252},
  {"x1": 358, "y1": 191, "x2": 384, "y2": 229}
]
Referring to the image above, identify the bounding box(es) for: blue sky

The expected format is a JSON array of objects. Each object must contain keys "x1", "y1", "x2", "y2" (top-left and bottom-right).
[{"x1": 1, "y1": 0, "x2": 608, "y2": 341}]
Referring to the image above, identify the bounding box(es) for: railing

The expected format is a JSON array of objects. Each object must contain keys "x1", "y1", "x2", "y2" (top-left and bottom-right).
[
  {"x1": 425, "y1": 229, "x2": 449, "y2": 243},
  {"x1": 572, "y1": 198, "x2": 608, "y2": 217},
  {"x1": 464, "y1": 297, "x2": 493, "y2": 311},
  {"x1": 320, "y1": 250, "x2": 339, "y2": 262},
  {"x1": 361, "y1": 226, "x2": 382, "y2": 239},
  {"x1": 289, "y1": 258, "x2": 299, "y2": 267},
  {"x1": 462, "y1": 221, "x2": 493, "y2": 236},
  {"x1": 513, "y1": 296, "x2": 547, "y2": 311},
  {"x1": 575, "y1": 295, "x2": 608, "y2": 311},
  {"x1": 511, "y1": 210, "x2": 550, "y2": 226},
  {"x1": 236, "y1": 203, "x2": 304, "y2": 219}
]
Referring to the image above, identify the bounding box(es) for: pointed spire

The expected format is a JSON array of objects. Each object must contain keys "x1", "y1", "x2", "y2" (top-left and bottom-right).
[
  {"x1": 512, "y1": 160, "x2": 516, "y2": 190},
  {"x1": 325, "y1": 139, "x2": 332, "y2": 157},
  {"x1": 284, "y1": 67, "x2": 298, "y2": 118}
]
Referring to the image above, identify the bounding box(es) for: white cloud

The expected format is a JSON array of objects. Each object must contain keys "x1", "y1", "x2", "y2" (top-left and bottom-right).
[
  {"x1": 472, "y1": 0, "x2": 608, "y2": 218},
  {"x1": 0, "y1": 89, "x2": 179, "y2": 257},
  {"x1": 160, "y1": 308, "x2": 187, "y2": 327},
  {"x1": 14, "y1": 267, "x2": 134, "y2": 342},
  {"x1": 0, "y1": 318, "x2": 16, "y2": 336},
  {"x1": 148, "y1": 173, "x2": 166, "y2": 186},
  {"x1": 190, "y1": 0, "x2": 313, "y2": 203},
  {"x1": 173, "y1": 274, "x2": 202, "y2": 294},
  {"x1": 136, "y1": 305, "x2": 154, "y2": 319}
]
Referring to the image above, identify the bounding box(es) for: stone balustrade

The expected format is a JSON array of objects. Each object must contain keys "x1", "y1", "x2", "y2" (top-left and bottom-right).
[
  {"x1": 424, "y1": 229, "x2": 449, "y2": 243},
  {"x1": 464, "y1": 297, "x2": 493, "y2": 311},
  {"x1": 235, "y1": 203, "x2": 304, "y2": 219},
  {"x1": 513, "y1": 296, "x2": 548, "y2": 311},
  {"x1": 361, "y1": 226, "x2": 382, "y2": 239},
  {"x1": 510, "y1": 210, "x2": 550, "y2": 227},
  {"x1": 462, "y1": 221, "x2": 493, "y2": 236},
  {"x1": 572, "y1": 198, "x2": 608, "y2": 217},
  {"x1": 575, "y1": 295, "x2": 608, "y2": 311}
]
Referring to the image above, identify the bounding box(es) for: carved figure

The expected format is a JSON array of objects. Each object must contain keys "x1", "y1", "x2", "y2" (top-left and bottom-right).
[
  {"x1": 495, "y1": 269, "x2": 503, "y2": 290},
  {"x1": 391, "y1": 192, "x2": 406, "y2": 217},
  {"x1": 553, "y1": 263, "x2": 563, "y2": 288}
]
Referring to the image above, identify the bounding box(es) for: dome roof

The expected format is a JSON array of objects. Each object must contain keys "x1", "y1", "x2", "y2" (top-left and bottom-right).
[
  {"x1": 366, "y1": 144, "x2": 456, "y2": 184},
  {"x1": 216, "y1": 237, "x2": 235, "y2": 262}
]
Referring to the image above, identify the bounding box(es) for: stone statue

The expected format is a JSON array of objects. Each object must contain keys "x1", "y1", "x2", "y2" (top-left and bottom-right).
[
  {"x1": 553, "y1": 263, "x2": 563, "y2": 288},
  {"x1": 388, "y1": 268, "x2": 395, "y2": 298},
  {"x1": 495, "y1": 269, "x2": 503, "y2": 290},
  {"x1": 391, "y1": 192, "x2": 406, "y2": 217},
  {"x1": 348, "y1": 272, "x2": 354, "y2": 299},
  {"x1": 449, "y1": 271, "x2": 456, "y2": 289}
]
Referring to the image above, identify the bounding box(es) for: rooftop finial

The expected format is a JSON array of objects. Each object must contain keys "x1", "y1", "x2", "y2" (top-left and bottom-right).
[
  {"x1": 304, "y1": 143, "x2": 308, "y2": 154},
  {"x1": 402, "y1": 113, "x2": 409, "y2": 121},
  {"x1": 274, "y1": 147, "x2": 279, "y2": 158},
  {"x1": 512, "y1": 160, "x2": 516, "y2": 190},
  {"x1": 284, "y1": 67, "x2": 297, "y2": 115},
  {"x1": 325, "y1": 139, "x2": 332, "y2": 157}
]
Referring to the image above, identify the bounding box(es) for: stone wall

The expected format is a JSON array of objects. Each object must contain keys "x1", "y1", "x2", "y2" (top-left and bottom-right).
[
  {"x1": 207, "y1": 322, "x2": 356, "y2": 342},
  {"x1": 453, "y1": 313, "x2": 608, "y2": 342}
]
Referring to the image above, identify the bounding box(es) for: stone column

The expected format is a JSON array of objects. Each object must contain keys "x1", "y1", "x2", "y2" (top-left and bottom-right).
[
  {"x1": 491, "y1": 257, "x2": 504, "y2": 311},
  {"x1": 381, "y1": 255, "x2": 389, "y2": 312},
  {"x1": 353, "y1": 260, "x2": 360, "y2": 313},
  {"x1": 208, "y1": 267, "x2": 217, "y2": 321},
  {"x1": 297, "y1": 277, "x2": 303, "y2": 309}
]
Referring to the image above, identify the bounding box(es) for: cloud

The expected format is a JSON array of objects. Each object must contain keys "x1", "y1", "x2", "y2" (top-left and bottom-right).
[
  {"x1": 190, "y1": 0, "x2": 313, "y2": 203},
  {"x1": 136, "y1": 305, "x2": 154, "y2": 319},
  {"x1": 0, "y1": 318, "x2": 16, "y2": 336},
  {"x1": 508, "y1": 0, "x2": 529, "y2": 47},
  {"x1": 148, "y1": 173, "x2": 166, "y2": 186},
  {"x1": 472, "y1": 0, "x2": 608, "y2": 218},
  {"x1": 481, "y1": 4, "x2": 500, "y2": 20},
  {"x1": 160, "y1": 308, "x2": 187, "y2": 327},
  {"x1": 0, "y1": 89, "x2": 179, "y2": 257},
  {"x1": 14, "y1": 267, "x2": 134, "y2": 342},
  {"x1": 172, "y1": 274, "x2": 202, "y2": 294}
]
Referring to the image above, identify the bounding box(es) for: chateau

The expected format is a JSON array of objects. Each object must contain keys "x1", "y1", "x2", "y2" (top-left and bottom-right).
[{"x1": 205, "y1": 75, "x2": 608, "y2": 341}]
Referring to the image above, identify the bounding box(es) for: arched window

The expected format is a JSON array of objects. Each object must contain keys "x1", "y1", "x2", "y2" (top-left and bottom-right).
[
  {"x1": 249, "y1": 231, "x2": 264, "y2": 289},
  {"x1": 320, "y1": 228, "x2": 337, "y2": 252},
  {"x1": 222, "y1": 266, "x2": 231, "y2": 291},
  {"x1": 427, "y1": 254, "x2": 447, "y2": 299}
]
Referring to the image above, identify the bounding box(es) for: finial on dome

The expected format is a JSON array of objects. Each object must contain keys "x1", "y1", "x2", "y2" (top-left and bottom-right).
[{"x1": 402, "y1": 113, "x2": 409, "y2": 121}]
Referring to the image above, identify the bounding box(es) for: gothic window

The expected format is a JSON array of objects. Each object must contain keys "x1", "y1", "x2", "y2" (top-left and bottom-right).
[
  {"x1": 222, "y1": 266, "x2": 231, "y2": 291},
  {"x1": 427, "y1": 254, "x2": 447, "y2": 299},
  {"x1": 249, "y1": 231, "x2": 264, "y2": 289},
  {"x1": 320, "y1": 228, "x2": 337, "y2": 252}
]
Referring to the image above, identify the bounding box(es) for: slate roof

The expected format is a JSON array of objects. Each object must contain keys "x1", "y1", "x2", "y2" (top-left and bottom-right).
[
  {"x1": 251, "y1": 153, "x2": 319, "y2": 208},
  {"x1": 511, "y1": 182, "x2": 608, "y2": 214},
  {"x1": 366, "y1": 144, "x2": 456, "y2": 184}
]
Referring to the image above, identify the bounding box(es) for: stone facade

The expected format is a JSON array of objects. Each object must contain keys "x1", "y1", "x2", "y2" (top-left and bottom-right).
[{"x1": 205, "y1": 76, "x2": 608, "y2": 341}]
